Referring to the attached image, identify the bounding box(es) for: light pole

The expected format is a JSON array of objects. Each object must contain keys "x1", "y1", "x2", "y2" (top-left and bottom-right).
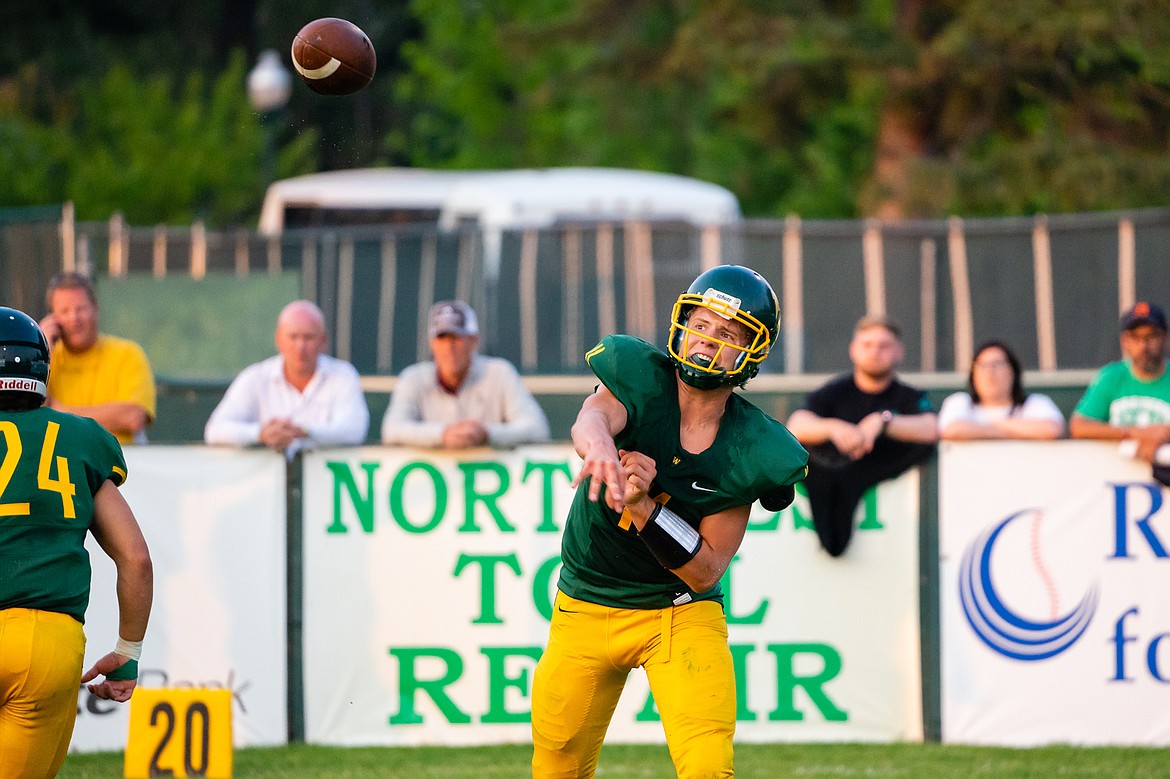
[{"x1": 247, "y1": 50, "x2": 292, "y2": 188}]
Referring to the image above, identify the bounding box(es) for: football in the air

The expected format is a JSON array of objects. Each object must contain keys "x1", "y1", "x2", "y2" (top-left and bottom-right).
[{"x1": 291, "y1": 18, "x2": 376, "y2": 95}]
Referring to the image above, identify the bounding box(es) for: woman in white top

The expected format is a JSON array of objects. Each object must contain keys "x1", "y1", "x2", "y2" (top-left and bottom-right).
[{"x1": 938, "y1": 340, "x2": 1065, "y2": 440}]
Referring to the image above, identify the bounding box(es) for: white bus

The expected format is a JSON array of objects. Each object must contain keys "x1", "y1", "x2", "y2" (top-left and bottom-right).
[{"x1": 258, "y1": 166, "x2": 741, "y2": 237}]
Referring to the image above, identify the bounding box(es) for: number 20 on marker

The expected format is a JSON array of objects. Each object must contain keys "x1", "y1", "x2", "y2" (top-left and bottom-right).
[{"x1": 124, "y1": 688, "x2": 233, "y2": 778}]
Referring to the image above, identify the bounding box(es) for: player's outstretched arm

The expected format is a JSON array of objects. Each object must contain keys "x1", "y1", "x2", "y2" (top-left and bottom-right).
[
  {"x1": 83, "y1": 479, "x2": 153, "y2": 701},
  {"x1": 570, "y1": 386, "x2": 629, "y2": 511}
]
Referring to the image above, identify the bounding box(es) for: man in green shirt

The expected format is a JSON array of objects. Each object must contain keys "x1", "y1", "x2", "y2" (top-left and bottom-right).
[
  {"x1": 1070, "y1": 301, "x2": 1170, "y2": 463},
  {"x1": 0, "y1": 307, "x2": 153, "y2": 778},
  {"x1": 531, "y1": 266, "x2": 808, "y2": 778}
]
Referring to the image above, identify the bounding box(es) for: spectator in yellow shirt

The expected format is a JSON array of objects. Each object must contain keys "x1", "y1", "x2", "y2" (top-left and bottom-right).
[{"x1": 39, "y1": 272, "x2": 157, "y2": 445}]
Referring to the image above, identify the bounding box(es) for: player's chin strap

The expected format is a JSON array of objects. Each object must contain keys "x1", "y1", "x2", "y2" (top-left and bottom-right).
[{"x1": 638, "y1": 503, "x2": 702, "y2": 570}]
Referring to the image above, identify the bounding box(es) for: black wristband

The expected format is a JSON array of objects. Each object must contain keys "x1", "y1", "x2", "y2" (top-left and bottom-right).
[{"x1": 637, "y1": 503, "x2": 702, "y2": 570}]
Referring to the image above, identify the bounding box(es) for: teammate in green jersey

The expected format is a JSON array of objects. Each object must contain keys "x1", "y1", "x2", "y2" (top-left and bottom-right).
[
  {"x1": 0, "y1": 307, "x2": 153, "y2": 778},
  {"x1": 531, "y1": 266, "x2": 808, "y2": 778}
]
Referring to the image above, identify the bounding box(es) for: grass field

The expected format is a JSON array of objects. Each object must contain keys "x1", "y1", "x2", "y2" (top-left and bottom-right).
[{"x1": 59, "y1": 742, "x2": 1170, "y2": 778}]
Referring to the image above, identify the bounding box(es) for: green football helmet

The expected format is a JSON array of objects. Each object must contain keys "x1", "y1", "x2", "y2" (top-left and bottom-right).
[
  {"x1": 0, "y1": 307, "x2": 50, "y2": 401},
  {"x1": 667, "y1": 265, "x2": 780, "y2": 389}
]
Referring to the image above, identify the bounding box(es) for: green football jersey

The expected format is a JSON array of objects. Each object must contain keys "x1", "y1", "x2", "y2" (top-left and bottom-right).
[
  {"x1": 558, "y1": 335, "x2": 808, "y2": 610},
  {"x1": 0, "y1": 407, "x2": 127, "y2": 622}
]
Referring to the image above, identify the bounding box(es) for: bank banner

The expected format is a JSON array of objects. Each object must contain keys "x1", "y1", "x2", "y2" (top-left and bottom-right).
[
  {"x1": 302, "y1": 445, "x2": 922, "y2": 746},
  {"x1": 940, "y1": 441, "x2": 1170, "y2": 745},
  {"x1": 71, "y1": 447, "x2": 288, "y2": 753}
]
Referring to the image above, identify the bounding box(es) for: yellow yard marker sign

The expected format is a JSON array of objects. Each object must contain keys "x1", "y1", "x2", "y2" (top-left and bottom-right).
[{"x1": 124, "y1": 688, "x2": 232, "y2": 778}]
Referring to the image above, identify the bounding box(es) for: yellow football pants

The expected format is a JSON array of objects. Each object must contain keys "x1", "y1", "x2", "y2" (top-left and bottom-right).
[
  {"x1": 531, "y1": 592, "x2": 735, "y2": 778},
  {"x1": 0, "y1": 608, "x2": 86, "y2": 779}
]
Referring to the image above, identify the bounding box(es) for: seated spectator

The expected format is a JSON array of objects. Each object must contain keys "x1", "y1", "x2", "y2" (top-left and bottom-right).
[
  {"x1": 1070, "y1": 301, "x2": 1170, "y2": 465},
  {"x1": 938, "y1": 340, "x2": 1065, "y2": 440},
  {"x1": 786, "y1": 314, "x2": 937, "y2": 556},
  {"x1": 381, "y1": 300, "x2": 550, "y2": 449},
  {"x1": 205, "y1": 300, "x2": 369, "y2": 457},
  {"x1": 39, "y1": 271, "x2": 156, "y2": 445}
]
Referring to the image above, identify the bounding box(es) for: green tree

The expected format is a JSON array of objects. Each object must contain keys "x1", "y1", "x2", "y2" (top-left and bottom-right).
[
  {"x1": 862, "y1": 0, "x2": 1170, "y2": 216},
  {"x1": 397, "y1": 0, "x2": 1170, "y2": 219},
  {"x1": 394, "y1": 0, "x2": 892, "y2": 217},
  {"x1": 0, "y1": 0, "x2": 409, "y2": 223},
  {"x1": 7, "y1": 0, "x2": 1170, "y2": 222},
  {"x1": 0, "y1": 53, "x2": 316, "y2": 225}
]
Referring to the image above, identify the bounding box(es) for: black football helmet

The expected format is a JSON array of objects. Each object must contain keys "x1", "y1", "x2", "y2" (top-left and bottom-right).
[
  {"x1": 0, "y1": 307, "x2": 50, "y2": 401},
  {"x1": 668, "y1": 265, "x2": 780, "y2": 389}
]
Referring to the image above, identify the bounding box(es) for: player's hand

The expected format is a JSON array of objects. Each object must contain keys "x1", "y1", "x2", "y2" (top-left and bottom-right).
[
  {"x1": 572, "y1": 436, "x2": 627, "y2": 512},
  {"x1": 81, "y1": 652, "x2": 138, "y2": 702},
  {"x1": 619, "y1": 449, "x2": 656, "y2": 507}
]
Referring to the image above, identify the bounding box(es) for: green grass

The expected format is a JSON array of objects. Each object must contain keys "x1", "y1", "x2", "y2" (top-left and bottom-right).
[{"x1": 58, "y1": 742, "x2": 1170, "y2": 778}]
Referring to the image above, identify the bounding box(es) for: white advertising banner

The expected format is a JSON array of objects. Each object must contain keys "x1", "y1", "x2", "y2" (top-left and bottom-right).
[
  {"x1": 940, "y1": 441, "x2": 1170, "y2": 745},
  {"x1": 70, "y1": 447, "x2": 288, "y2": 753},
  {"x1": 302, "y1": 445, "x2": 922, "y2": 746}
]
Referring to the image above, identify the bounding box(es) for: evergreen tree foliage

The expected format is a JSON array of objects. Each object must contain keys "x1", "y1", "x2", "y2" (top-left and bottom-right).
[{"x1": 2, "y1": 0, "x2": 1170, "y2": 223}]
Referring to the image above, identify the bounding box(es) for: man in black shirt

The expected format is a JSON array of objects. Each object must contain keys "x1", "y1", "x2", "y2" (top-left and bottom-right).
[{"x1": 786, "y1": 315, "x2": 937, "y2": 556}]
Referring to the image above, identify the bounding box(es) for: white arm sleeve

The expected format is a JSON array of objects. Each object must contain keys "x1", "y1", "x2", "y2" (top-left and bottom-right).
[
  {"x1": 484, "y1": 363, "x2": 550, "y2": 448},
  {"x1": 936, "y1": 392, "x2": 975, "y2": 432},
  {"x1": 204, "y1": 368, "x2": 264, "y2": 446},
  {"x1": 302, "y1": 362, "x2": 370, "y2": 446},
  {"x1": 381, "y1": 366, "x2": 446, "y2": 447}
]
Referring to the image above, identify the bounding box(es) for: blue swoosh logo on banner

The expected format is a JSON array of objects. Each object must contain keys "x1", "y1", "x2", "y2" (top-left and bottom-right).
[{"x1": 959, "y1": 509, "x2": 1098, "y2": 661}]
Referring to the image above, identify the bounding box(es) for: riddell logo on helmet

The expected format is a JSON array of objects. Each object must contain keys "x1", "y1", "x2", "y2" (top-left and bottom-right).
[{"x1": 0, "y1": 377, "x2": 43, "y2": 392}]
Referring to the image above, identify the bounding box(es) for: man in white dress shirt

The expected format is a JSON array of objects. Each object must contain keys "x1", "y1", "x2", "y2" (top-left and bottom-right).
[
  {"x1": 381, "y1": 300, "x2": 550, "y2": 449},
  {"x1": 205, "y1": 300, "x2": 369, "y2": 457}
]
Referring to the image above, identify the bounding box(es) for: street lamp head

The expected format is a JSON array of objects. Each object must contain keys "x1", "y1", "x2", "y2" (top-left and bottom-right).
[{"x1": 247, "y1": 50, "x2": 292, "y2": 114}]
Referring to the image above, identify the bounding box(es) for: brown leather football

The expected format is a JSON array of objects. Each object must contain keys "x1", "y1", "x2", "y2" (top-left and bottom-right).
[{"x1": 291, "y1": 18, "x2": 376, "y2": 96}]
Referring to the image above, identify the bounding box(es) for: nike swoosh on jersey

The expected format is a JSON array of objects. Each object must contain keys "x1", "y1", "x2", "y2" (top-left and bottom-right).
[{"x1": 691, "y1": 481, "x2": 717, "y2": 493}]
